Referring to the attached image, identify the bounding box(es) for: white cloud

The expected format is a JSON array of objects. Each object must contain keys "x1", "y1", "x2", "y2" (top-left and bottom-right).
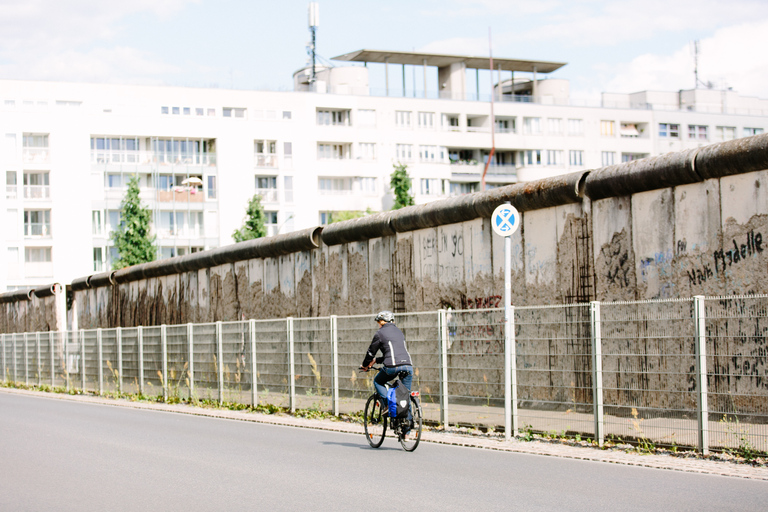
[{"x1": 601, "y1": 20, "x2": 768, "y2": 97}]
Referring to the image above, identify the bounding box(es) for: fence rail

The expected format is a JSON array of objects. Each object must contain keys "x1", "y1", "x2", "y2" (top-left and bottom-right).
[{"x1": 2, "y1": 295, "x2": 767, "y2": 454}]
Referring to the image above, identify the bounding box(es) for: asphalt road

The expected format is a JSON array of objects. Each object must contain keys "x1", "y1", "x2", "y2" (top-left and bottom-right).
[{"x1": 1, "y1": 392, "x2": 767, "y2": 511}]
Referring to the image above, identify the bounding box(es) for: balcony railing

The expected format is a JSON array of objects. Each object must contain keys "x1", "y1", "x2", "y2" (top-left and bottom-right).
[
  {"x1": 24, "y1": 224, "x2": 51, "y2": 237},
  {"x1": 156, "y1": 189, "x2": 205, "y2": 203},
  {"x1": 24, "y1": 261, "x2": 53, "y2": 278},
  {"x1": 254, "y1": 154, "x2": 278, "y2": 167},
  {"x1": 22, "y1": 148, "x2": 50, "y2": 164},
  {"x1": 256, "y1": 188, "x2": 279, "y2": 202},
  {"x1": 90, "y1": 151, "x2": 217, "y2": 166},
  {"x1": 6, "y1": 185, "x2": 17, "y2": 200},
  {"x1": 23, "y1": 185, "x2": 50, "y2": 200},
  {"x1": 158, "y1": 227, "x2": 205, "y2": 238}
]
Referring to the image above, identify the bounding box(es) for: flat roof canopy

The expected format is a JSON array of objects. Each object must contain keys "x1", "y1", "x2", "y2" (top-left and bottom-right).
[{"x1": 331, "y1": 49, "x2": 566, "y2": 73}]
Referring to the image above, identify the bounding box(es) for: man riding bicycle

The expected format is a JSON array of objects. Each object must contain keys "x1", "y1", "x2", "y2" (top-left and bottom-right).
[{"x1": 359, "y1": 310, "x2": 413, "y2": 412}]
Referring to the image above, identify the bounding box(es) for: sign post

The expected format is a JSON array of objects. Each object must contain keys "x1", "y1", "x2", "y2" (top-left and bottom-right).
[{"x1": 491, "y1": 203, "x2": 520, "y2": 441}]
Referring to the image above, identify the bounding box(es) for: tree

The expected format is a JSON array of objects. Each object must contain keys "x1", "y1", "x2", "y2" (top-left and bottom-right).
[
  {"x1": 390, "y1": 163, "x2": 415, "y2": 210},
  {"x1": 232, "y1": 193, "x2": 267, "y2": 242},
  {"x1": 111, "y1": 175, "x2": 156, "y2": 270},
  {"x1": 328, "y1": 207, "x2": 375, "y2": 224}
]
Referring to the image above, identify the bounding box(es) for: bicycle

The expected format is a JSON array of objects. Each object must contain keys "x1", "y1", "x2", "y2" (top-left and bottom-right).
[{"x1": 361, "y1": 366, "x2": 423, "y2": 451}]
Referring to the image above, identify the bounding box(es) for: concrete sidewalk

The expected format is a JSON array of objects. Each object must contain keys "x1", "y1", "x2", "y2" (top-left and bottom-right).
[{"x1": 3, "y1": 387, "x2": 767, "y2": 481}]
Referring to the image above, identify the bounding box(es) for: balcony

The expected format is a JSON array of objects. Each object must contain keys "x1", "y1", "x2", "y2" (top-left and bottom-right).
[
  {"x1": 25, "y1": 261, "x2": 54, "y2": 278},
  {"x1": 22, "y1": 148, "x2": 50, "y2": 164},
  {"x1": 256, "y1": 188, "x2": 279, "y2": 202},
  {"x1": 23, "y1": 185, "x2": 50, "y2": 200},
  {"x1": 254, "y1": 154, "x2": 278, "y2": 168},
  {"x1": 91, "y1": 151, "x2": 217, "y2": 166},
  {"x1": 156, "y1": 188, "x2": 204, "y2": 203},
  {"x1": 6, "y1": 185, "x2": 17, "y2": 200}
]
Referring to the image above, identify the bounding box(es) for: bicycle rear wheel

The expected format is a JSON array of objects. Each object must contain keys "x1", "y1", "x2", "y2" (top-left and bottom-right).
[
  {"x1": 364, "y1": 394, "x2": 387, "y2": 448},
  {"x1": 399, "y1": 396, "x2": 422, "y2": 452}
]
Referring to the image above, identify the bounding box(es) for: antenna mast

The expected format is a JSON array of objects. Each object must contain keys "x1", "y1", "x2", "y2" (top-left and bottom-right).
[
  {"x1": 308, "y1": 3, "x2": 319, "y2": 85},
  {"x1": 481, "y1": 27, "x2": 496, "y2": 192},
  {"x1": 693, "y1": 40, "x2": 700, "y2": 89}
]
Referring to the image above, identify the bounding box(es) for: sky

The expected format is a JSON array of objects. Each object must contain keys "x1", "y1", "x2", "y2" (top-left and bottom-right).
[{"x1": 1, "y1": 0, "x2": 767, "y2": 101}]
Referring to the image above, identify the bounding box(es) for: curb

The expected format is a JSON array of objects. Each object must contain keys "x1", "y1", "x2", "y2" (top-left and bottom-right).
[{"x1": 3, "y1": 387, "x2": 767, "y2": 481}]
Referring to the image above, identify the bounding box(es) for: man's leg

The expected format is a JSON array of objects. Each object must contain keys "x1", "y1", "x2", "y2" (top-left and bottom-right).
[{"x1": 373, "y1": 369, "x2": 392, "y2": 410}]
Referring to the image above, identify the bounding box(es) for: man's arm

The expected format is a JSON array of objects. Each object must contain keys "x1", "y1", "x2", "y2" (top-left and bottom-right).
[{"x1": 361, "y1": 332, "x2": 382, "y2": 369}]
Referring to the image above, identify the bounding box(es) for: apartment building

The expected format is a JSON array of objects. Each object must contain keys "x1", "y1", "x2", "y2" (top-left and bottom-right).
[{"x1": 1, "y1": 49, "x2": 766, "y2": 292}]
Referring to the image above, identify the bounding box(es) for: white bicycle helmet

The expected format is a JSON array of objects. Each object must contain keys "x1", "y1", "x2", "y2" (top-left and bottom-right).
[{"x1": 374, "y1": 310, "x2": 395, "y2": 323}]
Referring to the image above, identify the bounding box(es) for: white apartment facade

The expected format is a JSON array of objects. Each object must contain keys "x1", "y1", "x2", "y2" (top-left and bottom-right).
[{"x1": 1, "y1": 50, "x2": 766, "y2": 292}]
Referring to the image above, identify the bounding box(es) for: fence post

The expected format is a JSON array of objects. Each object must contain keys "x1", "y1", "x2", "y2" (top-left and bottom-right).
[
  {"x1": 505, "y1": 305, "x2": 518, "y2": 441},
  {"x1": 216, "y1": 321, "x2": 224, "y2": 404},
  {"x1": 138, "y1": 326, "x2": 144, "y2": 396},
  {"x1": 13, "y1": 334, "x2": 18, "y2": 383},
  {"x1": 49, "y1": 332, "x2": 55, "y2": 388},
  {"x1": 249, "y1": 320, "x2": 257, "y2": 407},
  {"x1": 694, "y1": 295, "x2": 709, "y2": 455},
  {"x1": 64, "y1": 331, "x2": 70, "y2": 391},
  {"x1": 187, "y1": 323, "x2": 194, "y2": 400},
  {"x1": 1, "y1": 334, "x2": 5, "y2": 382},
  {"x1": 36, "y1": 332, "x2": 41, "y2": 387},
  {"x1": 116, "y1": 327, "x2": 123, "y2": 394},
  {"x1": 590, "y1": 301, "x2": 604, "y2": 447},
  {"x1": 24, "y1": 332, "x2": 29, "y2": 385},
  {"x1": 288, "y1": 317, "x2": 295, "y2": 412},
  {"x1": 438, "y1": 309, "x2": 449, "y2": 427},
  {"x1": 331, "y1": 315, "x2": 339, "y2": 416},
  {"x1": 161, "y1": 324, "x2": 168, "y2": 402},
  {"x1": 80, "y1": 330, "x2": 86, "y2": 391},
  {"x1": 97, "y1": 328, "x2": 103, "y2": 395}
]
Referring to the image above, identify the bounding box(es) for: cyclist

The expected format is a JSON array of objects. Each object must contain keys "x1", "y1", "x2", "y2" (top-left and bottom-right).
[{"x1": 359, "y1": 310, "x2": 413, "y2": 413}]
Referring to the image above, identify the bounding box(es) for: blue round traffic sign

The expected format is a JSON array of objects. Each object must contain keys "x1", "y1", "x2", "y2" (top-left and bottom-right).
[{"x1": 491, "y1": 204, "x2": 520, "y2": 237}]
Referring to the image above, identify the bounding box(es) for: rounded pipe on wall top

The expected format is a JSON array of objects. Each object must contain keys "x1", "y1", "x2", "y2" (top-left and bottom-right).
[
  {"x1": 320, "y1": 210, "x2": 397, "y2": 246},
  {"x1": 32, "y1": 283, "x2": 61, "y2": 298},
  {"x1": 694, "y1": 133, "x2": 768, "y2": 180}
]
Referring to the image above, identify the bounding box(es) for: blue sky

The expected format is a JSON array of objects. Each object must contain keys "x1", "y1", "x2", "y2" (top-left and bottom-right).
[{"x1": 2, "y1": 0, "x2": 767, "y2": 100}]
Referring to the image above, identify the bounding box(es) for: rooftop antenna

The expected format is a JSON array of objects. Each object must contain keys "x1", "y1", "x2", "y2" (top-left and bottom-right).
[
  {"x1": 481, "y1": 27, "x2": 496, "y2": 192},
  {"x1": 692, "y1": 40, "x2": 702, "y2": 89},
  {"x1": 308, "y1": 3, "x2": 319, "y2": 85}
]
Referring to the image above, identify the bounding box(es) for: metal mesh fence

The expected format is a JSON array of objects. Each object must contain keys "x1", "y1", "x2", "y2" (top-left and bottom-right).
[
  {"x1": 2, "y1": 296, "x2": 767, "y2": 453},
  {"x1": 705, "y1": 295, "x2": 768, "y2": 453},
  {"x1": 601, "y1": 299, "x2": 698, "y2": 448}
]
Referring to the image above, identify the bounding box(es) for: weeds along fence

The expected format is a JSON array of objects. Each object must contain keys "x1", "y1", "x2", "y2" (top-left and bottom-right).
[{"x1": 1, "y1": 295, "x2": 766, "y2": 454}]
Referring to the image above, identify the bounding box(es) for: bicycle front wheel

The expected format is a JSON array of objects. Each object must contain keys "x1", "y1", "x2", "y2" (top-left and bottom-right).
[
  {"x1": 364, "y1": 394, "x2": 387, "y2": 448},
  {"x1": 399, "y1": 396, "x2": 423, "y2": 452}
]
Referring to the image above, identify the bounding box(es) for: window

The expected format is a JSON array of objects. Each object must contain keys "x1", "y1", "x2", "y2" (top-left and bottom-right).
[
  {"x1": 22, "y1": 133, "x2": 49, "y2": 163},
  {"x1": 688, "y1": 125, "x2": 708, "y2": 140},
  {"x1": 547, "y1": 118, "x2": 563, "y2": 134},
  {"x1": 568, "y1": 119, "x2": 584, "y2": 135},
  {"x1": 450, "y1": 182, "x2": 476, "y2": 196},
  {"x1": 256, "y1": 176, "x2": 278, "y2": 202},
  {"x1": 255, "y1": 140, "x2": 278, "y2": 167},
  {"x1": 283, "y1": 142, "x2": 293, "y2": 168},
  {"x1": 357, "y1": 177, "x2": 376, "y2": 195},
  {"x1": 395, "y1": 144, "x2": 413, "y2": 162},
  {"x1": 183, "y1": 107, "x2": 190, "y2": 115},
  {"x1": 395, "y1": 111, "x2": 412, "y2": 127},
  {"x1": 744, "y1": 127, "x2": 764, "y2": 137},
  {"x1": 282, "y1": 111, "x2": 292, "y2": 120},
  {"x1": 658, "y1": 123, "x2": 679, "y2": 138},
  {"x1": 91, "y1": 137, "x2": 140, "y2": 164},
  {"x1": 284, "y1": 176, "x2": 293, "y2": 203},
  {"x1": 715, "y1": 126, "x2": 737, "y2": 142},
  {"x1": 317, "y1": 143, "x2": 349, "y2": 160},
  {"x1": 158, "y1": 211, "x2": 204, "y2": 237},
  {"x1": 24, "y1": 209, "x2": 51, "y2": 237},
  {"x1": 496, "y1": 118, "x2": 514, "y2": 133},
  {"x1": 600, "y1": 121, "x2": 615, "y2": 137},
  {"x1": 207, "y1": 176, "x2": 216, "y2": 199},
  {"x1": 7, "y1": 247, "x2": 19, "y2": 279},
  {"x1": 418, "y1": 112, "x2": 435, "y2": 129},
  {"x1": 419, "y1": 145, "x2": 443, "y2": 163},
  {"x1": 207, "y1": 108, "x2": 216, "y2": 116},
  {"x1": 92, "y1": 210, "x2": 104, "y2": 236},
  {"x1": 6, "y1": 170, "x2": 17, "y2": 199},
  {"x1": 23, "y1": 171, "x2": 50, "y2": 199},
  {"x1": 93, "y1": 247, "x2": 104, "y2": 272},
  {"x1": 569, "y1": 150, "x2": 584, "y2": 166},
  {"x1": 601, "y1": 151, "x2": 616, "y2": 166},
  {"x1": 523, "y1": 117, "x2": 541, "y2": 134},
  {"x1": 524, "y1": 150, "x2": 542, "y2": 166},
  {"x1": 317, "y1": 109, "x2": 349, "y2": 126},
  {"x1": 421, "y1": 178, "x2": 441, "y2": 196},
  {"x1": 223, "y1": 107, "x2": 246, "y2": 118},
  {"x1": 161, "y1": 106, "x2": 169, "y2": 114},
  {"x1": 195, "y1": 108, "x2": 204, "y2": 116},
  {"x1": 172, "y1": 107, "x2": 180, "y2": 115},
  {"x1": 443, "y1": 114, "x2": 460, "y2": 130},
  {"x1": 359, "y1": 142, "x2": 376, "y2": 160},
  {"x1": 546, "y1": 150, "x2": 563, "y2": 166},
  {"x1": 319, "y1": 212, "x2": 334, "y2": 225},
  {"x1": 622, "y1": 153, "x2": 647, "y2": 163},
  {"x1": 357, "y1": 109, "x2": 376, "y2": 127},
  {"x1": 25, "y1": 247, "x2": 52, "y2": 277},
  {"x1": 265, "y1": 211, "x2": 278, "y2": 236},
  {"x1": 318, "y1": 177, "x2": 353, "y2": 195},
  {"x1": 152, "y1": 138, "x2": 215, "y2": 165},
  {"x1": 620, "y1": 123, "x2": 641, "y2": 138},
  {"x1": 107, "y1": 210, "x2": 121, "y2": 234}
]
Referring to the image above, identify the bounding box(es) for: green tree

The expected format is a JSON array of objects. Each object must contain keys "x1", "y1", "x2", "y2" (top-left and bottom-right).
[
  {"x1": 328, "y1": 207, "x2": 375, "y2": 224},
  {"x1": 390, "y1": 163, "x2": 415, "y2": 210},
  {"x1": 232, "y1": 193, "x2": 267, "y2": 242},
  {"x1": 111, "y1": 175, "x2": 156, "y2": 270}
]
